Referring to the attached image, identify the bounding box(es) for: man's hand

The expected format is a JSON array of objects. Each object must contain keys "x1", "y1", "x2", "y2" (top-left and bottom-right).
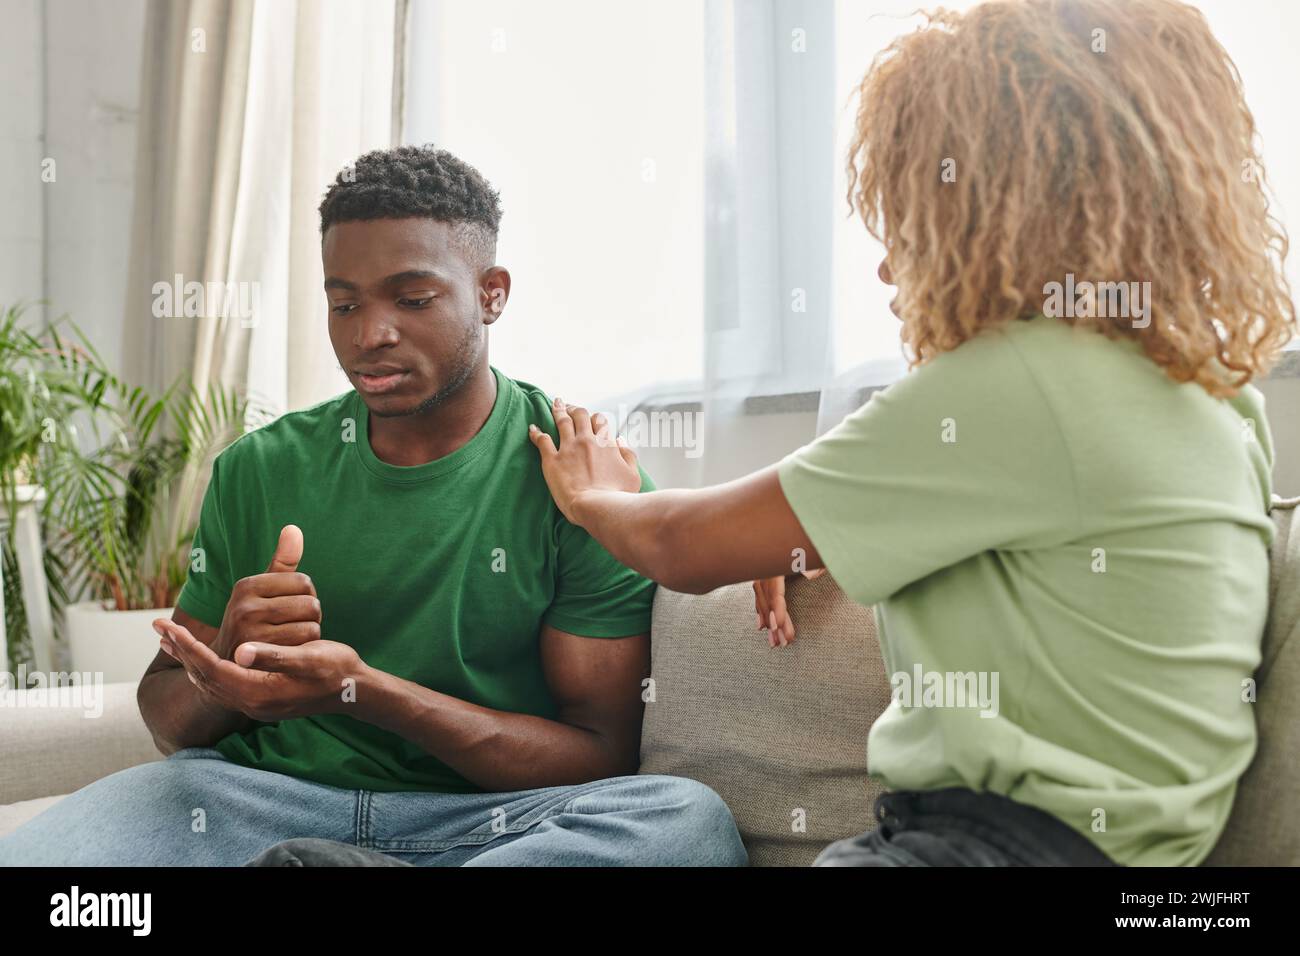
[
  {"x1": 153, "y1": 618, "x2": 365, "y2": 723},
  {"x1": 157, "y1": 524, "x2": 322, "y2": 663},
  {"x1": 139, "y1": 524, "x2": 327, "y2": 753},
  {"x1": 528, "y1": 399, "x2": 641, "y2": 526}
]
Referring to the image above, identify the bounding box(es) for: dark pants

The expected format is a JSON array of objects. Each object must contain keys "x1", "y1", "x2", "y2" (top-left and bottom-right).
[
  {"x1": 814, "y1": 787, "x2": 1119, "y2": 867},
  {"x1": 249, "y1": 839, "x2": 415, "y2": 867}
]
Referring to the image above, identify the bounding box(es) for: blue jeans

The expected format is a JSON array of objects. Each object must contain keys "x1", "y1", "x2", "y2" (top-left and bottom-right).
[{"x1": 0, "y1": 747, "x2": 747, "y2": 867}]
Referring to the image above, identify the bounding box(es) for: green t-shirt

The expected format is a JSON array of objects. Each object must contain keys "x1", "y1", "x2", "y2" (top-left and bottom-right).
[
  {"x1": 778, "y1": 315, "x2": 1273, "y2": 866},
  {"x1": 177, "y1": 366, "x2": 657, "y2": 793}
]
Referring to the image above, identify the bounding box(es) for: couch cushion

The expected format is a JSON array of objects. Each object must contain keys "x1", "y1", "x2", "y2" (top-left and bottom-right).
[
  {"x1": 1206, "y1": 495, "x2": 1300, "y2": 865},
  {"x1": 0, "y1": 680, "x2": 160, "y2": 806},
  {"x1": 639, "y1": 572, "x2": 888, "y2": 866},
  {"x1": 0, "y1": 794, "x2": 68, "y2": 839}
]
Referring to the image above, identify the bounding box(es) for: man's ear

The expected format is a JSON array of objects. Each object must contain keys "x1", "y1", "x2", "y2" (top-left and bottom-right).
[{"x1": 480, "y1": 266, "x2": 511, "y2": 326}]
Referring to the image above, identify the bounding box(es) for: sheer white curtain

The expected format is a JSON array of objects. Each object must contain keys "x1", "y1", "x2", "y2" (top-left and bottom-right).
[
  {"x1": 404, "y1": 0, "x2": 706, "y2": 407},
  {"x1": 123, "y1": 0, "x2": 401, "y2": 414},
  {"x1": 404, "y1": 0, "x2": 855, "y2": 486},
  {"x1": 695, "y1": 0, "x2": 838, "y2": 483},
  {"x1": 402, "y1": 0, "x2": 1300, "y2": 487}
]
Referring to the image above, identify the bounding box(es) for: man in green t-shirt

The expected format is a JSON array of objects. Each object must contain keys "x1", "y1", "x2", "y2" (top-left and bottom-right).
[{"x1": 0, "y1": 146, "x2": 745, "y2": 867}]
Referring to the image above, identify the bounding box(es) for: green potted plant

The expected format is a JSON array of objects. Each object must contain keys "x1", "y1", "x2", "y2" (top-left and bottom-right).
[
  {"x1": 0, "y1": 303, "x2": 107, "y2": 673},
  {"x1": 1, "y1": 304, "x2": 270, "y2": 682},
  {"x1": 59, "y1": 380, "x2": 270, "y2": 681}
]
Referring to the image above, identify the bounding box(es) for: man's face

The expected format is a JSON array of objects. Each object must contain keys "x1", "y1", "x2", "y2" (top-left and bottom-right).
[{"x1": 323, "y1": 217, "x2": 506, "y2": 417}]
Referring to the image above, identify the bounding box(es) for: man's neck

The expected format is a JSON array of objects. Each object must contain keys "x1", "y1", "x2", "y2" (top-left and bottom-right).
[{"x1": 365, "y1": 364, "x2": 498, "y2": 467}]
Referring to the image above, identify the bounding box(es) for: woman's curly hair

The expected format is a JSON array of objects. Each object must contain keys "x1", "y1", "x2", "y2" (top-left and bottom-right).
[{"x1": 846, "y1": 0, "x2": 1296, "y2": 395}]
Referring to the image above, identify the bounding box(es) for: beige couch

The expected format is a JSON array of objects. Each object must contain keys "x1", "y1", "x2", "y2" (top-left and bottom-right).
[{"x1": 3, "y1": 496, "x2": 1297, "y2": 865}]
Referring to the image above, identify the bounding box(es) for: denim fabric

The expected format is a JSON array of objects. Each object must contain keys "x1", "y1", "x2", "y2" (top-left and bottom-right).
[
  {"x1": 247, "y1": 838, "x2": 417, "y2": 866},
  {"x1": 0, "y1": 747, "x2": 747, "y2": 867},
  {"x1": 814, "y1": 787, "x2": 1119, "y2": 867}
]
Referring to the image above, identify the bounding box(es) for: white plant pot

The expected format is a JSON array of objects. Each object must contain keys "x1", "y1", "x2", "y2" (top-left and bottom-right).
[{"x1": 65, "y1": 600, "x2": 173, "y2": 684}]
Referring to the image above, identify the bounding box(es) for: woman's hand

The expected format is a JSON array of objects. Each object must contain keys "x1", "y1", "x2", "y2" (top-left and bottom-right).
[
  {"x1": 752, "y1": 568, "x2": 827, "y2": 647},
  {"x1": 529, "y1": 398, "x2": 641, "y2": 526},
  {"x1": 753, "y1": 576, "x2": 791, "y2": 647}
]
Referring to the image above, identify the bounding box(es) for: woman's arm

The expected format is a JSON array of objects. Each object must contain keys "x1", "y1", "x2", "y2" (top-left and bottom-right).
[{"x1": 528, "y1": 399, "x2": 822, "y2": 596}]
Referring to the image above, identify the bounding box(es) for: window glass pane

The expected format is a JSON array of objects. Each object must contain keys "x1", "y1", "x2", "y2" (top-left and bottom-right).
[{"x1": 405, "y1": 0, "x2": 705, "y2": 402}]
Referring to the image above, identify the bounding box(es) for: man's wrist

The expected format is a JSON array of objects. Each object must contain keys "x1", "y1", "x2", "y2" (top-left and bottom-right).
[
  {"x1": 210, "y1": 626, "x2": 237, "y2": 661},
  {"x1": 346, "y1": 662, "x2": 398, "y2": 724}
]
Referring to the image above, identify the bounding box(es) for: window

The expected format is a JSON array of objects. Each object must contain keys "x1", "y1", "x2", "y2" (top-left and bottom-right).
[{"x1": 404, "y1": 0, "x2": 705, "y2": 404}]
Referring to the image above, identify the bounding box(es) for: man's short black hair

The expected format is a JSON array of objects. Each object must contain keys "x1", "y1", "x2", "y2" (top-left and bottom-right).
[{"x1": 318, "y1": 145, "x2": 503, "y2": 265}]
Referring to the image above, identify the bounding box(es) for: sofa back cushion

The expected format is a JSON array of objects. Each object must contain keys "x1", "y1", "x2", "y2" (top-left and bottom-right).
[
  {"x1": 1206, "y1": 495, "x2": 1300, "y2": 865},
  {"x1": 641, "y1": 497, "x2": 1300, "y2": 866},
  {"x1": 639, "y1": 572, "x2": 888, "y2": 866}
]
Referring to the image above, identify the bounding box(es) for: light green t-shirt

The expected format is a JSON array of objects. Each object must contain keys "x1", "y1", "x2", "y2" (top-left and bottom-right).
[
  {"x1": 778, "y1": 315, "x2": 1273, "y2": 866},
  {"x1": 177, "y1": 367, "x2": 656, "y2": 794}
]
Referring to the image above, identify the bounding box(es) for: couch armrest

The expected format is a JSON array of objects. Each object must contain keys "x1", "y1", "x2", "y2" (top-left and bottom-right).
[{"x1": 0, "y1": 680, "x2": 161, "y2": 805}]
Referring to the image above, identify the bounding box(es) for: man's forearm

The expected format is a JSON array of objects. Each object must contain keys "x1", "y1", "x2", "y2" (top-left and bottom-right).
[
  {"x1": 138, "y1": 666, "x2": 256, "y2": 755},
  {"x1": 351, "y1": 665, "x2": 638, "y2": 791}
]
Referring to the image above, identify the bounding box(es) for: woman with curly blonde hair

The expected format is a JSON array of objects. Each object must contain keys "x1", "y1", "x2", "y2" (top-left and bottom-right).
[{"x1": 529, "y1": 0, "x2": 1295, "y2": 866}]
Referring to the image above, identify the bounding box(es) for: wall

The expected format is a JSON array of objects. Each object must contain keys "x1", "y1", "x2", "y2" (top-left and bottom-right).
[
  {"x1": 0, "y1": 0, "x2": 145, "y2": 373},
  {"x1": 1260, "y1": 378, "x2": 1300, "y2": 497},
  {"x1": 0, "y1": 0, "x2": 45, "y2": 320}
]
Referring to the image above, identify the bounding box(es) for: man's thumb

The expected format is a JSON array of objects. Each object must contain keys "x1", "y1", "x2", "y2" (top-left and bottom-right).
[{"x1": 266, "y1": 524, "x2": 304, "y2": 573}]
